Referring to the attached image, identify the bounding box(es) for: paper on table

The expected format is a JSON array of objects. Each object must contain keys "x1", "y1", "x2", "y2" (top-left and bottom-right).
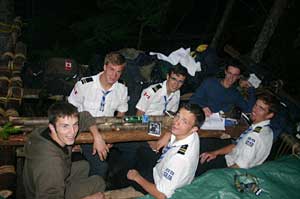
[
  {"x1": 248, "y1": 73, "x2": 261, "y2": 88},
  {"x1": 200, "y1": 112, "x2": 225, "y2": 130}
]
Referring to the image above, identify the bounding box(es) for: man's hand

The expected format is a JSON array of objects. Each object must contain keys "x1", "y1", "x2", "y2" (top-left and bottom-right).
[
  {"x1": 239, "y1": 79, "x2": 252, "y2": 89},
  {"x1": 155, "y1": 132, "x2": 171, "y2": 152},
  {"x1": 200, "y1": 152, "x2": 217, "y2": 164},
  {"x1": 82, "y1": 192, "x2": 105, "y2": 199},
  {"x1": 202, "y1": 107, "x2": 212, "y2": 117},
  {"x1": 93, "y1": 137, "x2": 111, "y2": 161},
  {"x1": 127, "y1": 169, "x2": 141, "y2": 182}
]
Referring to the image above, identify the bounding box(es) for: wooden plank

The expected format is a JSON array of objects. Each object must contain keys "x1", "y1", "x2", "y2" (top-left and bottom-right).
[{"x1": 0, "y1": 122, "x2": 247, "y2": 146}]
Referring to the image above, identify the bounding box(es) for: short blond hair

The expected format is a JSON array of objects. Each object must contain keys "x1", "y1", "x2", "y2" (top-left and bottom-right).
[{"x1": 104, "y1": 51, "x2": 126, "y2": 66}]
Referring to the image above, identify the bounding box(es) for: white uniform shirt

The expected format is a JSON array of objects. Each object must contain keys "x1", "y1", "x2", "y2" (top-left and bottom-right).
[
  {"x1": 153, "y1": 132, "x2": 199, "y2": 198},
  {"x1": 225, "y1": 120, "x2": 273, "y2": 168},
  {"x1": 68, "y1": 73, "x2": 128, "y2": 117},
  {"x1": 136, "y1": 80, "x2": 180, "y2": 116}
]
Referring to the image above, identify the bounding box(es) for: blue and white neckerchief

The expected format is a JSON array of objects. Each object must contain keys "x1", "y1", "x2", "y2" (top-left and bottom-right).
[
  {"x1": 234, "y1": 124, "x2": 269, "y2": 144},
  {"x1": 234, "y1": 126, "x2": 252, "y2": 144},
  {"x1": 157, "y1": 144, "x2": 174, "y2": 163},
  {"x1": 163, "y1": 95, "x2": 173, "y2": 114},
  {"x1": 99, "y1": 90, "x2": 111, "y2": 112}
]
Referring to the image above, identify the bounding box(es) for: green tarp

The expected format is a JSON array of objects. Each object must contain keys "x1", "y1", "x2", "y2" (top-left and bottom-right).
[{"x1": 141, "y1": 155, "x2": 300, "y2": 199}]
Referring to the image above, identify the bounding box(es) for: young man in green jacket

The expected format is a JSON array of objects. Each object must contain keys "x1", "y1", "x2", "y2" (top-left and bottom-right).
[{"x1": 23, "y1": 102, "x2": 105, "y2": 199}]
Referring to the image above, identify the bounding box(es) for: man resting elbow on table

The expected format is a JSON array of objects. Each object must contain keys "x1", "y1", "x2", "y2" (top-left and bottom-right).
[{"x1": 196, "y1": 92, "x2": 279, "y2": 176}]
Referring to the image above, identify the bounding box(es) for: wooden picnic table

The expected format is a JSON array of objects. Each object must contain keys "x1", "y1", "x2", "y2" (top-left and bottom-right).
[{"x1": 0, "y1": 118, "x2": 248, "y2": 146}]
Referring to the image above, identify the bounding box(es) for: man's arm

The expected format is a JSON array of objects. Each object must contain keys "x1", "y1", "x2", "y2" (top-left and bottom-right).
[
  {"x1": 34, "y1": 159, "x2": 67, "y2": 199},
  {"x1": 127, "y1": 170, "x2": 166, "y2": 199},
  {"x1": 200, "y1": 144, "x2": 235, "y2": 164},
  {"x1": 189, "y1": 79, "x2": 209, "y2": 108},
  {"x1": 116, "y1": 111, "x2": 126, "y2": 117},
  {"x1": 89, "y1": 125, "x2": 110, "y2": 161},
  {"x1": 78, "y1": 112, "x2": 110, "y2": 161},
  {"x1": 81, "y1": 192, "x2": 105, "y2": 199},
  {"x1": 136, "y1": 109, "x2": 145, "y2": 116},
  {"x1": 236, "y1": 80, "x2": 256, "y2": 113},
  {"x1": 229, "y1": 164, "x2": 240, "y2": 168}
]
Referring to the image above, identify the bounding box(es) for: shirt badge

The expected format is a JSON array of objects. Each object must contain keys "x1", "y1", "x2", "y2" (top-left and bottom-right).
[
  {"x1": 163, "y1": 168, "x2": 175, "y2": 181},
  {"x1": 245, "y1": 137, "x2": 255, "y2": 147}
]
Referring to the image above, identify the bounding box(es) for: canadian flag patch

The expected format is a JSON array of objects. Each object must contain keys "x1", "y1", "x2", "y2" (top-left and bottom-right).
[
  {"x1": 143, "y1": 92, "x2": 150, "y2": 99},
  {"x1": 65, "y1": 59, "x2": 72, "y2": 71}
]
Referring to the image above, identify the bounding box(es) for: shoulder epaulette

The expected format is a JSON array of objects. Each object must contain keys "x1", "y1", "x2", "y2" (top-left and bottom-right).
[
  {"x1": 177, "y1": 144, "x2": 188, "y2": 155},
  {"x1": 253, "y1": 126, "x2": 262, "y2": 133},
  {"x1": 152, "y1": 84, "x2": 162, "y2": 93},
  {"x1": 81, "y1": 77, "x2": 93, "y2": 84}
]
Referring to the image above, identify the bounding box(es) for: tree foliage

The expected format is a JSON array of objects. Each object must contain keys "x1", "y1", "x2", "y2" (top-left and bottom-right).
[{"x1": 70, "y1": 0, "x2": 168, "y2": 50}]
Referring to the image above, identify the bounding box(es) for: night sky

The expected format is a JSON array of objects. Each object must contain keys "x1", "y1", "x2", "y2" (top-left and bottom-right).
[{"x1": 14, "y1": 0, "x2": 300, "y2": 98}]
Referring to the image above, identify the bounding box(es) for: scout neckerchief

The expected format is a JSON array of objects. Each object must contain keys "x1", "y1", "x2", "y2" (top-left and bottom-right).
[
  {"x1": 163, "y1": 95, "x2": 173, "y2": 114},
  {"x1": 100, "y1": 90, "x2": 111, "y2": 112}
]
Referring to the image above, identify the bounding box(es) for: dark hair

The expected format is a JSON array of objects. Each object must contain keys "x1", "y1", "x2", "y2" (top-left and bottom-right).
[
  {"x1": 256, "y1": 92, "x2": 280, "y2": 114},
  {"x1": 104, "y1": 51, "x2": 126, "y2": 66},
  {"x1": 225, "y1": 59, "x2": 244, "y2": 74},
  {"x1": 168, "y1": 64, "x2": 188, "y2": 78},
  {"x1": 48, "y1": 102, "x2": 79, "y2": 125},
  {"x1": 182, "y1": 103, "x2": 205, "y2": 127}
]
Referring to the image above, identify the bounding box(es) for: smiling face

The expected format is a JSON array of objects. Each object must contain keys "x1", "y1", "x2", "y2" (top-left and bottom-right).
[
  {"x1": 103, "y1": 63, "x2": 125, "y2": 86},
  {"x1": 251, "y1": 99, "x2": 274, "y2": 124},
  {"x1": 49, "y1": 115, "x2": 79, "y2": 147},
  {"x1": 171, "y1": 107, "x2": 198, "y2": 140},
  {"x1": 166, "y1": 73, "x2": 186, "y2": 94},
  {"x1": 223, "y1": 66, "x2": 241, "y2": 88}
]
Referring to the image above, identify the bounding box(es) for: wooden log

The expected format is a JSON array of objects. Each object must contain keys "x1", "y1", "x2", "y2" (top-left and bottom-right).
[
  {"x1": 5, "y1": 115, "x2": 173, "y2": 127},
  {"x1": 0, "y1": 76, "x2": 9, "y2": 97},
  {"x1": 14, "y1": 42, "x2": 26, "y2": 64},
  {"x1": 0, "y1": 122, "x2": 247, "y2": 146}
]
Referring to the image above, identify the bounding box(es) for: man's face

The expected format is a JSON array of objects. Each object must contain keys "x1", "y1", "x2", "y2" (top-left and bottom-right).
[
  {"x1": 103, "y1": 63, "x2": 125, "y2": 85},
  {"x1": 224, "y1": 66, "x2": 240, "y2": 87},
  {"x1": 166, "y1": 73, "x2": 186, "y2": 93},
  {"x1": 49, "y1": 116, "x2": 79, "y2": 147},
  {"x1": 251, "y1": 99, "x2": 274, "y2": 124},
  {"x1": 171, "y1": 108, "x2": 198, "y2": 140}
]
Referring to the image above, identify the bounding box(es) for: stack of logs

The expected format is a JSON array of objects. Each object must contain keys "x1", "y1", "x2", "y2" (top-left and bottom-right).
[{"x1": 0, "y1": 41, "x2": 26, "y2": 121}]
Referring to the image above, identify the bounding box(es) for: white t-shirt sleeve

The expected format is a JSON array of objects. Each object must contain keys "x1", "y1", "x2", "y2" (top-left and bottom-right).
[
  {"x1": 117, "y1": 85, "x2": 128, "y2": 113},
  {"x1": 136, "y1": 87, "x2": 154, "y2": 112},
  {"x1": 155, "y1": 156, "x2": 191, "y2": 198},
  {"x1": 68, "y1": 81, "x2": 84, "y2": 110},
  {"x1": 235, "y1": 132, "x2": 260, "y2": 168}
]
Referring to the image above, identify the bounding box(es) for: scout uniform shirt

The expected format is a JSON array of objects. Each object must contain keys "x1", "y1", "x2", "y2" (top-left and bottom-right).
[
  {"x1": 136, "y1": 80, "x2": 180, "y2": 115},
  {"x1": 225, "y1": 120, "x2": 273, "y2": 168},
  {"x1": 153, "y1": 132, "x2": 199, "y2": 198},
  {"x1": 68, "y1": 72, "x2": 128, "y2": 117}
]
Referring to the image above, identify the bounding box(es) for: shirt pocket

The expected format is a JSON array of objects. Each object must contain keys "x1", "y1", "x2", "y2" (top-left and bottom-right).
[{"x1": 83, "y1": 100, "x2": 99, "y2": 111}]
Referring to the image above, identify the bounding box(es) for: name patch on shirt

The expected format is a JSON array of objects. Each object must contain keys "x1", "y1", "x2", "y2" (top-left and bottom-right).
[
  {"x1": 163, "y1": 168, "x2": 174, "y2": 181},
  {"x1": 245, "y1": 137, "x2": 256, "y2": 147}
]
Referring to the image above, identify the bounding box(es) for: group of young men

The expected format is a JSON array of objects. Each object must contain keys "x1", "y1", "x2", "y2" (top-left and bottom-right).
[{"x1": 23, "y1": 51, "x2": 279, "y2": 199}]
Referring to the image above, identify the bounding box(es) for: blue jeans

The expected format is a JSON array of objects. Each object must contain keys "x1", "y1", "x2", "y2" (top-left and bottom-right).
[{"x1": 81, "y1": 144, "x2": 108, "y2": 177}]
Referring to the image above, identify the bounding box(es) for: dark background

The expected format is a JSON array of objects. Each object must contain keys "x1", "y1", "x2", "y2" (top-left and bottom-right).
[{"x1": 14, "y1": 0, "x2": 300, "y2": 99}]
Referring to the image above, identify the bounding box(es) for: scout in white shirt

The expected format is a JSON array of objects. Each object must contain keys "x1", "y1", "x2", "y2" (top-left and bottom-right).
[
  {"x1": 127, "y1": 104, "x2": 205, "y2": 199},
  {"x1": 68, "y1": 72, "x2": 128, "y2": 117},
  {"x1": 136, "y1": 65, "x2": 188, "y2": 116},
  {"x1": 199, "y1": 92, "x2": 279, "y2": 174},
  {"x1": 225, "y1": 120, "x2": 273, "y2": 168},
  {"x1": 68, "y1": 51, "x2": 127, "y2": 176}
]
